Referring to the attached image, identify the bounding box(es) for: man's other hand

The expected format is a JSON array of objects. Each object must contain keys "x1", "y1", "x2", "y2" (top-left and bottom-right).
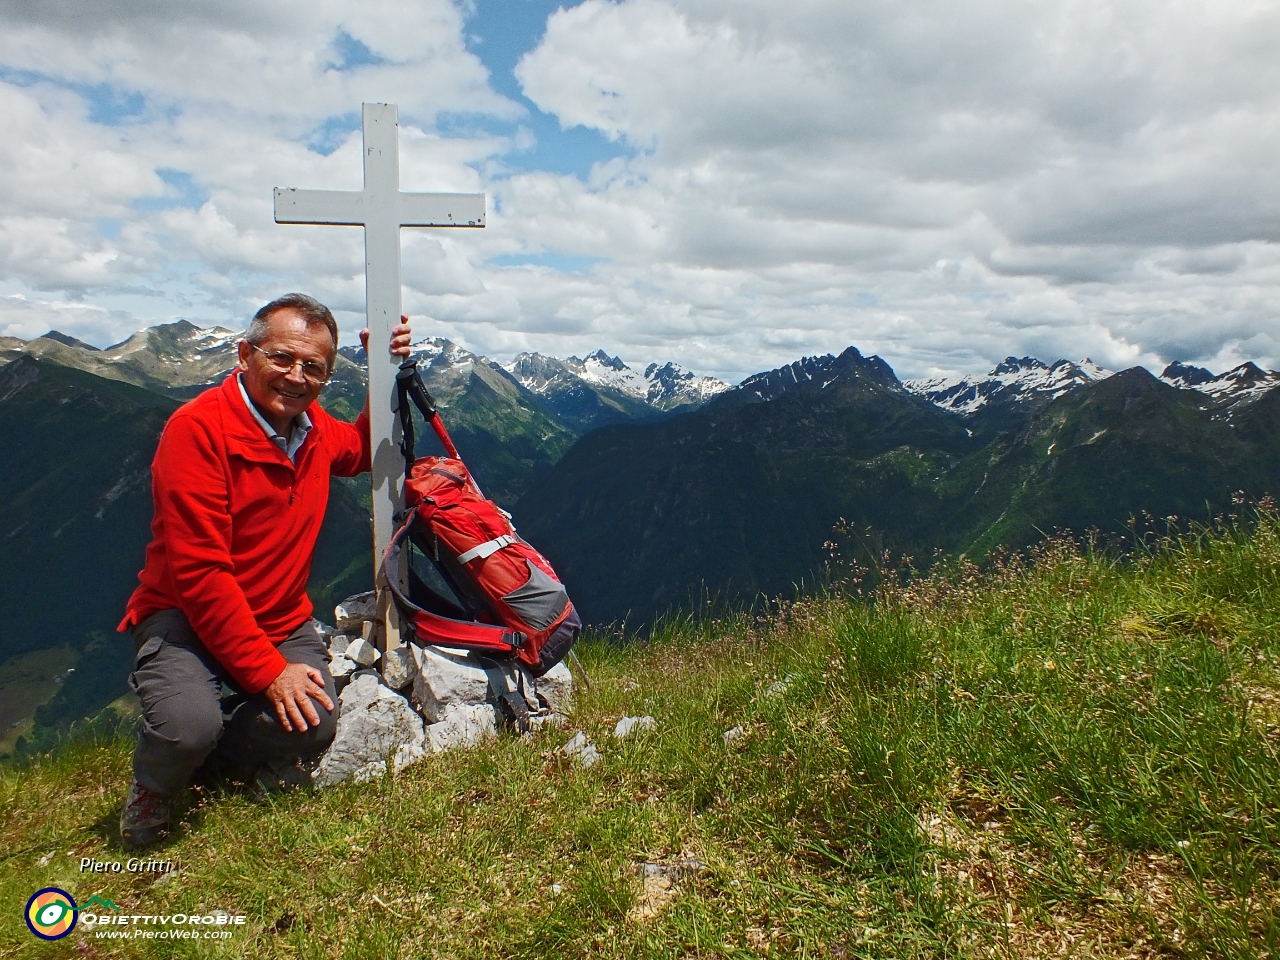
[
  {"x1": 359, "y1": 315, "x2": 413, "y2": 359},
  {"x1": 264, "y1": 662, "x2": 334, "y2": 732}
]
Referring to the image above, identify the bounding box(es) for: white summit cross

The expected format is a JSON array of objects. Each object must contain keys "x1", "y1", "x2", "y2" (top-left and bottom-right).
[{"x1": 274, "y1": 102, "x2": 485, "y2": 649}]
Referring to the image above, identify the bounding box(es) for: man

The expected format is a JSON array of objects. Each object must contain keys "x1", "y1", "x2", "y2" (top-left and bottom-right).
[{"x1": 117, "y1": 293, "x2": 411, "y2": 849}]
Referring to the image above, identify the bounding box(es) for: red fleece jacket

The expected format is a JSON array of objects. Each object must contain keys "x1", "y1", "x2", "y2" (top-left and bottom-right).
[{"x1": 120, "y1": 375, "x2": 371, "y2": 693}]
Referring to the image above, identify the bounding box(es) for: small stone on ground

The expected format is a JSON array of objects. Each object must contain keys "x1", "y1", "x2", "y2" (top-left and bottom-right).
[{"x1": 614, "y1": 715, "x2": 656, "y2": 739}]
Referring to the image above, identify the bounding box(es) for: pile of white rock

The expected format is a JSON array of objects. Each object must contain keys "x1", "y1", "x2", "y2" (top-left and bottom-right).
[{"x1": 311, "y1": 591, "x2": 573, "y2": 787}]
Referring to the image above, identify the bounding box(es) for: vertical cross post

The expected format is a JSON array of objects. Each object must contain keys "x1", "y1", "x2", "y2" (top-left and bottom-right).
[{"x1": 274, "y1": 102, "x2": 484, "y2": 657}]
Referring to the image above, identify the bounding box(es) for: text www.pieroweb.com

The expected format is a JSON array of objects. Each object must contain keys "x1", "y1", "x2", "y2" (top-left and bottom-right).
[
  {"x1": 95, "y1": 928, "x2": 234, "y2": 940},
  {"x1": 81, "y1": 912, "x2": 246, "y2": 939}
]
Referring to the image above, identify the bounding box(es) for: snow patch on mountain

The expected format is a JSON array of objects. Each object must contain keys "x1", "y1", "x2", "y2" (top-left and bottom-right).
[
  {"x1": 409, "y1": 337, "x2": 478, "y2": 370},
  {"x1": 905, "y1": 358, "x2": 1113, "y2": 414},
  {"x1": 644, "y1": 361, "x2": 731, "y2": 408},
  {"x1": 341, "y1": 337, "x2": 479, "y2": 372},
  {"x1": 739, "y1": 354, "x2": 843, "y2": 402},
  {"x1": 576, "y1": 350, "x2": 648, "y2": 400},
  {"x1": 504, "y1": 349, "x2": 728, "y2": 411},
  {"x1": 1160, "y1": 361, "x2": 1280, "y2": 406}
]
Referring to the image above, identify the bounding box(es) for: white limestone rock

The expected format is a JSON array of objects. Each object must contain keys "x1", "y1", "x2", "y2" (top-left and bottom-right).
[
  {"x1": 328, "y1": 654, "x2": 357, "y2": 693},
  {"x1": 722, "y1": 725, "x2": 747, "y2": 746},
  {"x1": 411, "y1": 645, "x2": 492, "y2": 723},
  {"x1": 762, "y1": 679, "x2": 790, "y2": 699},
  {"x1": 534, "y1": 661, "x2": 574, "y2": 716},
  {"x1": 328, "y1": 634, "x2": 352, "y2": 659},
  {"x1": 614, "y1": 715, "x2": 656, "y2": 739},
  {"x1": 334, "y1": 591, "x2": 377, "y2": 632},
  {"x1": 427, "y1": 703, "x2": 498, "y2": 752},
  {"x1": 562, "y1": 731, "x2": 601, "y2": 767},
  {"x1": 381, "y1": 646, "x2": 418, "y2": 691},
  {"x1": 312, "y1": 619, "x2": 338, "y2": 641},
  {"x1": 345, "y1": 636, "x2": 381, "y2": 667},
  {"x1": 313, "y1": 673, "x2": 426, "y2": 786}
]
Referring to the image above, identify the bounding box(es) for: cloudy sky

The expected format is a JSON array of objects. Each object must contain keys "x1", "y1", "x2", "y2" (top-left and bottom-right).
[{"x1": 0, "y1": 0, "x2": 1277, "y2": 383}]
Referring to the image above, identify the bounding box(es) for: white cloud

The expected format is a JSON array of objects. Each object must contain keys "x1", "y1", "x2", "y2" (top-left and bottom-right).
[
  {"x1": 0, "y1": 0, "x2": 1277, "y2": 384},
  {"x1": 502, "y1": 0, "x2": 1280, "y2": 379}
]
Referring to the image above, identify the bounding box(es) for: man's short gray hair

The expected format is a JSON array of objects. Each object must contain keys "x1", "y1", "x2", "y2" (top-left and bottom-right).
[{"x1": 245, "y1": 294, "x2": 339, "y2": 356}]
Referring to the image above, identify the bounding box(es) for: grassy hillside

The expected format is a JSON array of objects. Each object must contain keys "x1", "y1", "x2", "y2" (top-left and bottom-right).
[
  {"x1": 0, "y1": 355, "x2": 178, "y2": 665},
  {"x1": 5, "y1": 510, "x2": 1279, "y2": 957}
]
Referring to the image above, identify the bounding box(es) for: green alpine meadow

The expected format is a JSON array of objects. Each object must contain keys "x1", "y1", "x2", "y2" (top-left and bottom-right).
[{"x1": 5, "y1": 508, "x2": 1278, "y2": 957}]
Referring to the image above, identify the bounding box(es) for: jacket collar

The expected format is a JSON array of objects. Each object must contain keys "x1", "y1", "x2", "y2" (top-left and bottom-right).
[{"x1": 216, "y1": 374, "x2": 323, "y2": 463}]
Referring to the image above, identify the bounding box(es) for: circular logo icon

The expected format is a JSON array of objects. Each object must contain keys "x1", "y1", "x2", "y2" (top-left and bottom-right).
[{"x1": 25, "y1": 887, "x2": 78, "y2": 940}]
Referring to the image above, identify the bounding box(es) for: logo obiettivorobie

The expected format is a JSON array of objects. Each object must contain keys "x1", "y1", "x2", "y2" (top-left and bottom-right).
[{"x1": 25, "y1": 887, "x2": 78, "y2": 940}]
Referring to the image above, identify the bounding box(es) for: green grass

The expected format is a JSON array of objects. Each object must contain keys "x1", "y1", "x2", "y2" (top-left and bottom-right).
[{"x1": 5, "y1": 514, "x2": 1280, "y2": 957}]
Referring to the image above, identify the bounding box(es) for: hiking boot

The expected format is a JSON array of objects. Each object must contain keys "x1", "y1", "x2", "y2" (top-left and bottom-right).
[{"x1": 120, "y1": 781, "x2": 170, "y2": 850}]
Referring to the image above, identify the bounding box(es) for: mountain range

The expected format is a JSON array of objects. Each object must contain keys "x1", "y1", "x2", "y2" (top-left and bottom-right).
[
  {"x1": 514, "y1": 349, "x2": 1280, "y2": 624},
  {"x1": 906, "y1": 355, "x2": 1280, "y2": 422},
  {"x1": 3, "y1": 320, "x2": 1278, "y2": 741}
]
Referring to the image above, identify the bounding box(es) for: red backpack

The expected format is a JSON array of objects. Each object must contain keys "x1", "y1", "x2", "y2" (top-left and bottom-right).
[{"x1": 381, "y1": 360, "x2": 579, "y2": 677}]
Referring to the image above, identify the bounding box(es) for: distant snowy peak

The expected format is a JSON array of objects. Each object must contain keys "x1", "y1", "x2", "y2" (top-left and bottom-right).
[
  {"x1": 409, "y1": 336, "x2": 477, "y2": 370},
  {"x1": 504, "y1": 349, "x2": 728, "y2": 411},
  {"x1": 905, "y1": 357, "x2": 1113, "y2": 415},
  {"x1": 574, "y1": 350, "x2": 648, "y2": 400},
  {"x1": 338, "y1": 336, "x2": 479, "y2": 371},
  {"x1": 1160, "y1": 361, "x2": 1280, "y2": 406},
  {"x1": 502, "y1": 352, "x2": 571, "y2": 392},
  {"x1": 644, "y1": 361, "x2": 731, "y2": 409},
  {"x1": 1159, "y1": 361, "x2": 1215, "y2": 389}
]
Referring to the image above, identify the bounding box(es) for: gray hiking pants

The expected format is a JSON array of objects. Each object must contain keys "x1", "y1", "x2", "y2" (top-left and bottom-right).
[{"x1": 128, "y1": 609, "x2": 338, "y2": 796}]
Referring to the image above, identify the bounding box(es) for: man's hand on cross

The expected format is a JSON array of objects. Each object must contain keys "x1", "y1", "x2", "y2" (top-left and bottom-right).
[
  {"x1": 265, "y1": 662, "x2": 334, "y2": 732},
  {"x1": 360, "y1": 315, "x2": 413, "y2": 359}
]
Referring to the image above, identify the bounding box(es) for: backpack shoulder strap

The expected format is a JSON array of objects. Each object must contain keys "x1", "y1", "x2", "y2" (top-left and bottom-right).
[{"x1": 383, "y1": 515, "x2": 524, "y2": 654}]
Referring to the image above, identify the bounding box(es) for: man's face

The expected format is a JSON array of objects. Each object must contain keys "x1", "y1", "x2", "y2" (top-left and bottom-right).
[{"x1": 236, "y1": 309, "x2": 336, "y2": 434}]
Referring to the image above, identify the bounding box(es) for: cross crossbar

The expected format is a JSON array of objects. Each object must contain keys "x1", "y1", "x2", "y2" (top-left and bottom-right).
[{"x1": 273, "y1": 189, "x2": 484, "y2": 227}]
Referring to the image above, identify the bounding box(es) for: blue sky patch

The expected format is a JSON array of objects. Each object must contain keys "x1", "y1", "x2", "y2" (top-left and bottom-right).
[
  {"x1": 463, "y1": 0, "x2": 630, "y2": 180},
  {"x1": 0, "y1": 66, "x2": 147, "y2": 126},
  {"x1": 130, "y1": 169, "x2": 207, "y2": 213},
  {"x1": 82, "y1": 83, "x2": 146, "y2": 126},
  {"x1": 492, "y1": 252, "x2": 608, "y2": 273},
  {"x1": 307, "y1": 112, "x2": 363, "y2": 156},
  {"x1": 328, "y1": 30, "x2": 388, "y2": 71}
]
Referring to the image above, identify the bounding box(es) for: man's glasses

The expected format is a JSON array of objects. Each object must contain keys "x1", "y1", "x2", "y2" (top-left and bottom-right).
[{"x1": 248, "y1": 343, "x2": 331, "y2": 385}]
